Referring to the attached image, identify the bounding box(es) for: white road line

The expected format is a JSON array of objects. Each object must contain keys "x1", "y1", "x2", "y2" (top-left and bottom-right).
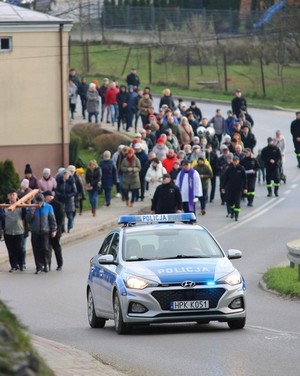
[{"x1": 215, "y1": 197, "x2": 286, "y2": 237}]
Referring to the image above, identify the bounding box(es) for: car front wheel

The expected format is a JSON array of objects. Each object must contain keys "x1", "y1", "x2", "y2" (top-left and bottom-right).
[
  {"x1": 87, "y1": 288, "x2": 106, "y2": 328},
  {"x1": 227, "y1": 317, "x2": 246, "y2": 330},
  {"x1": 114, "y1": 293, "x2": 131, "y2": 334}
]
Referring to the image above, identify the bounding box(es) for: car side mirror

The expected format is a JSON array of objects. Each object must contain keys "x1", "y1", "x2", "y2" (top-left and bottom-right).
[
  {"x1": 98, "y1": 254, "x2": 115, "y2": 264},
  {"x1": 227, "y1": 249, "x2": 242, "y2": 259}
]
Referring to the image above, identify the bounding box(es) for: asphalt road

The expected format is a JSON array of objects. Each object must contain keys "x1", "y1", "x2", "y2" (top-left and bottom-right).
[{"x1": 1, "y1": 104, "x2": 300, "y2": 375}]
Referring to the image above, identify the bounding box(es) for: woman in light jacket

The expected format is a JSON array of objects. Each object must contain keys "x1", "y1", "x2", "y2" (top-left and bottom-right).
[{"x1": 145, "y1": 158, "x2": 167, "y2": 200}]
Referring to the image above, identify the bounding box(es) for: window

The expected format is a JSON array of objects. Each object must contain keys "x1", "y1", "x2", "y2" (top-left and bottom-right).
[{"x1": 0, "y1": 37, "x2": 12, "y2": 52}]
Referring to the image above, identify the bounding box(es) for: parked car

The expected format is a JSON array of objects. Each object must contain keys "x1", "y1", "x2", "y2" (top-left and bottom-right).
[{"x1": 87, "y1": 213, "x2": 246, "y2": 334}]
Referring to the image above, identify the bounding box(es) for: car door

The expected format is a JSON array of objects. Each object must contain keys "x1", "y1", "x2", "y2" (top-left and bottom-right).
[
  {"x1": 92, "y1": 233, "x2": 114, "y2": 315},
  {"x1": 95, "y1": 232, "x2": 120, "y2": 315}
]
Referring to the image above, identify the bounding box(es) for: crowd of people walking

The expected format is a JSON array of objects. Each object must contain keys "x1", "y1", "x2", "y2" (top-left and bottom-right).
[{"x1": 1, "y1": 69, "x2": 298, "y2": 274}]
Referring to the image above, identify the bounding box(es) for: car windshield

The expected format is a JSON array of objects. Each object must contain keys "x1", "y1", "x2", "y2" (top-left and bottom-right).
[{"x1": 124, "y1": 228, "x2": 223, "y2": 261}]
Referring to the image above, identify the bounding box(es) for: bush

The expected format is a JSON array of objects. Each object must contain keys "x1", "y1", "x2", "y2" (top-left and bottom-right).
[
  {"x1": 93, "y1": 132, "x2": 132, "y2": 157},
  {"x1": 69, "y1": 132, "x2": 82, "y2": 166},
  {"x1": 71, "y1": 123, "x2": 110, "y2": 149},
  {"x1": 0, "y1": 160, "x2": 20, "y2": 203}
]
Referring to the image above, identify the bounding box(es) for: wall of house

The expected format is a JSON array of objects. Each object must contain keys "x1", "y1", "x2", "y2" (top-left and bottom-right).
[{"x1": 0, "y1": 28, "x2": 70, "y2": 178}]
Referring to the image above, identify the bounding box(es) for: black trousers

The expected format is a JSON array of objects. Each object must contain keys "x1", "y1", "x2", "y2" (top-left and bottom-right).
[
  {"x1": 4, "y1": 234, "x2": 23, "y2": 269},
  {"x1": 31, "y1": 232, "x2": 50, "y2": 271},
  {"x1": 49, "y1": 230, "x2": 63, "y2": 268}
]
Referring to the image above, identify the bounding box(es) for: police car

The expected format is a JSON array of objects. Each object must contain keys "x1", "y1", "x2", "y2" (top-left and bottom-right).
[{"x1": 87, "y1": 213, "x2": 246, "y2": 334}]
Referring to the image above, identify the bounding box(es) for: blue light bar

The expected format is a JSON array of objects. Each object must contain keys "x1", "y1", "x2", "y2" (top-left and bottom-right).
[{"x1": 118, "y1": 213, "x2": 196, "y2": 224}]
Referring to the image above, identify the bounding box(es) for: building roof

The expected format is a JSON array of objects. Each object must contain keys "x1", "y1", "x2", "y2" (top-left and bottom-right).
[{"x1": 0, "y1": 3, "x2": 73, "y2": 30}]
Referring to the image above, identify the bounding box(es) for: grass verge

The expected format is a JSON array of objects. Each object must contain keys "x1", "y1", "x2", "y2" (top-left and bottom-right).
[{"x1": 263, "y1": 266, "x2": 300, "y2": 298}]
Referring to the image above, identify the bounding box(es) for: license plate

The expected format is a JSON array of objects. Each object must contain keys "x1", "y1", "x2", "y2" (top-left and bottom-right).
[{"x1": 170, "y1": 300, "x2": 209, "y2": 310}]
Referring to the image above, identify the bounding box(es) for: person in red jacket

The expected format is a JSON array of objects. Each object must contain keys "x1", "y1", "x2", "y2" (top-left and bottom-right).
[
  {"x1": 105, "y1": 82, "x2": 119, "y2": 126},
  {"x1": 162, "y1": 148, "x2": 179, "y2": 173}
]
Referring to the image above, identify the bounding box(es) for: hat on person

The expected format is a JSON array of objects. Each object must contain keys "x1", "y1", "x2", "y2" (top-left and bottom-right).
[
  {"x1": 8, "y1": 188, "x2": 17, "y2": 194},
  {"x1": 162, "y1": 173, "x2": 171, "y2": 179},
  {"x1": 236, "y1": 88, "x2": 241, "y2": 92},
  {"x1": 233, "y1": 155, "x2": 240, "y2": 161},
  {"x1": 21, "y1": 179, "x2": 29, "y2": 189},
  {"x1": 181, "y1": 159, "x2": 191, "y2": 165},
  {"x1": 161, "y1": 104, "x2": 169, "y2": 109},
  {"x1": 134, "y1": 133, "x2": 142, "y2": 138},
  {"x1": 267, "y1": 137, "x2": 273, "y2": 142},
  {"x1": 157, "y1": 137, "x2": 165, "y2": 144},
  {"x1": 62, "y1": 169, "x2": 70, "y2": 174},
  {"x1": 227, "y1": 110, "x2": 233, "y2": 114},
  {"x1": 192, "y1": 136, "x2": 200, "y2": 142},
  {"x1": 198, "y1": 155, "x2": 205, "y2": 161},
  {"x1": 244, "y1": 148, "x2": 251, "y2": 153},
  {"x1": 35, "y1": 193, "x2": 44, "y2": 202},
  {"x1": 103, "y1": 78, "x2": 109, "y2": 81},
  {"x1": 43, "y1": 168, "x2": 51, "y2": 175},
  {"x1": 191, "y1": 100, "x2": 196, "y2": 105},
  {"x1": 134, "y1": 143, "x2": 142, "y2": 150},
  {"x1": 144, "y1": 124, "x2": 151, "y2": 130},
  {"x1": 67, "y1": 165, "x2": 76, "y2": 173},
  {"x1": 42, "y1": 190, "x2": 53, "y2": 197},
  {"x1": 24, "y1": 164, "x2": 32, "y2": 174},
  {"x1": 192, "y1": 145, "x2": 200, "y2": 150}
]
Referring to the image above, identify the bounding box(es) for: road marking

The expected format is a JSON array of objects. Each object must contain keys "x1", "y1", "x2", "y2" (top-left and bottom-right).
[
  {"x1": 215, "y1": 198, "x2": 286, "y2": 236},
  {"x1": 248, "y1": 325, "x2": 300, "y2": 339}
]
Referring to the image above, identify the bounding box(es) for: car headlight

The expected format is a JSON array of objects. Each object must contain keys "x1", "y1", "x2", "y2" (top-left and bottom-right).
[
  {"x1": 124, "y1": 274, "x2": 158, "y2": 289},
  {"x1": 125, "y1": 277, "x2": 149, "y2": 289},
  {"x1": 219, "y1": 270, "x2": 242, "y2": 286}
]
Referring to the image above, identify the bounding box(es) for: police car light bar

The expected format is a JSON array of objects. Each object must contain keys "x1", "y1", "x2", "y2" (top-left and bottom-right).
[{"x1": 118, "y1": 213, "x2": 196, "y2": 225}]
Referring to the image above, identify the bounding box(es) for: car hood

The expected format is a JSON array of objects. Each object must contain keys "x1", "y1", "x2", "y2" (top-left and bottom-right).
[{"x1": 124, "y1": 258, "x2": 235, "y2": 284}]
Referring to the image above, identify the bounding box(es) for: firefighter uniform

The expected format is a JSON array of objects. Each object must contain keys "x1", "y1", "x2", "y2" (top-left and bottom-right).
[
  {"x1": 261, "y1": 138, "x2": 282, "y2": 197},
  {"x1": 222, "y1": 156, "x2": 247, "y2": 221},
  {"x1": 240, "y1": 149, "x2": 260, "y2": 206}
]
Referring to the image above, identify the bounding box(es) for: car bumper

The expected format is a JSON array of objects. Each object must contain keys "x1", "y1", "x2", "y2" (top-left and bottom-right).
[{"x1": 120, "y1": 284, "x2": 246, "y2": 324}]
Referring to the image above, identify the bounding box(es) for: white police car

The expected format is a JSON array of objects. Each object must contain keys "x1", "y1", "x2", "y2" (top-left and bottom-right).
[{"x1": 87, "y1": 213, "x2": 246, "y2": 334}]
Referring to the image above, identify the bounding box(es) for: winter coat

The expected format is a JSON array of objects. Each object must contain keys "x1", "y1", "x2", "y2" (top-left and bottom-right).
[
  {"x1": 100, "y1": 159, "x2": 117, "y2": 189},
  {"x1": 38, "y1": 176, "x2": 57, "y2": 195},
  {"x1": 178, "y1": 123, "x2": 194, "y2": 146},
  {"x1": 85, "y1": 167, "x2": 102, "y2": 191},
  {"x1": 26, "y1": 202, "x2": 57, "y2": 234},
  {"x1": 151, "y1": 182, "x2": 182, "y2": 214},
  {"x1": 69, "y1": 82, "x2": 77, "y2": 105},
  {"x1": 86, "y1": 90, "x2": 100, "y2": 113},
  {"x1": 145, "y1": 163, "x2": 167, "y2": 199},
  {"x1": 120, "y1": 156, "x2": 141, "y2": 190},
  {"x1": 105, "y1": 87, "x2": 119, "y2": 105},
  {"x1": 159, "y1": 95, "x2": 175, "y2": 110},
  {"x1": 138, "y1": 97, "x2": 153, "y2": 116},
  {"x1": 194, "y1": 163, "x2": 213, "y2": 191},
  {"x1": 55, "y1": 175, "x2": 77, "y2": 213}
]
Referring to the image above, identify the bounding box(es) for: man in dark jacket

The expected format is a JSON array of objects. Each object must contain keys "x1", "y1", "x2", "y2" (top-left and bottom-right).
[
  {"x1": 290, "y1": 111, "x2": 300, "y2": 168},
  {"x1": 151, "y1": 174, "x2": 182, "y2": 214},
  {"x1": 117, "y1": 85, "x2": 131, "y2": 131},
  {"x1": 43, "y1": 191, "x2": 64, "y2": 271},
  {"x1": 126, "y1": 68, "x2": 140, "y2": 90},
  {"x1": 240, "y1": 148, "x2": 260, "y2": 207},
  {"x1": 221, "y1": 155, "x2": 247, "y2": 221},
  {"x1": 231, "y1": 89, "x2": 247, "y2": 117},
  {"x1": 26, "y1": 193, "x2": 57, "y2": 274},
  {"x1": 261, "y1": 137, "x2": 282, "y2": 197},
  {"x1": 77, "y1": 77, "x2": 89, "y2": 120}
]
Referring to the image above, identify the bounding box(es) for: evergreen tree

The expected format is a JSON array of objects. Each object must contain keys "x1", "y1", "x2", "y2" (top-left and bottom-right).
[{"x1": 0, "y1": 160, "x2": 20, "y2": 203}]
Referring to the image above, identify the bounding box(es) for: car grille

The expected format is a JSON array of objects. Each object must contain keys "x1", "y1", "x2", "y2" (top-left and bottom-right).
[{"x1": 151, "y1": 288, "x2": 226, "y2": 310}]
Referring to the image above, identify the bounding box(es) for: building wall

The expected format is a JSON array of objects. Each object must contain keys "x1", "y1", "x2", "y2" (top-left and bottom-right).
[{"x1": 0, "y1": 27, "x2": 70, "y2": 178}]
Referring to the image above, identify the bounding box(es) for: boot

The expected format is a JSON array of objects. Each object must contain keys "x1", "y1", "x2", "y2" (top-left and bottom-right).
[
  {"x1": 235, "y1": 212, "x2": 239, "y2": 222},
  {"x1": 267, "y1": 188, "x2": 272, "y2": 197},
  {"x1": 274, "y1": 187, "x2": 279, "y2": 197},
  {"x1": 92, "y1": 209, "x2": 96, "y2": 217}
]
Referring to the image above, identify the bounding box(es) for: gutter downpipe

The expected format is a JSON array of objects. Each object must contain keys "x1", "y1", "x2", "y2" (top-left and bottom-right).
[{"x1": 59, "y1": 23, "x2": 66, "y2": 166}]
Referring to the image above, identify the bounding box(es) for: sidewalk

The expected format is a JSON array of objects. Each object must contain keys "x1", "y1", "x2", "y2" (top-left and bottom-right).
[{"x1": 0, "y1": 197, "x2": 149, "y2": 375}]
